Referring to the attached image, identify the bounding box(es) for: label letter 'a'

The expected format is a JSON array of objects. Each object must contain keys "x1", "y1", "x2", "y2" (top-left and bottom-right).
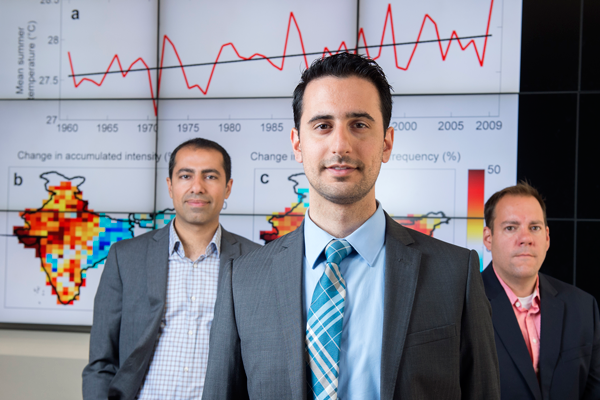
[{"x1": 71, "y1": 10, "x2": 80, "y2": 20}]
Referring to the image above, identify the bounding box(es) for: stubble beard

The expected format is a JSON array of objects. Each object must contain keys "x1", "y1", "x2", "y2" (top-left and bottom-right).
[{"x1": 306, "y1": 155, "x2": 378, "y2": 205}]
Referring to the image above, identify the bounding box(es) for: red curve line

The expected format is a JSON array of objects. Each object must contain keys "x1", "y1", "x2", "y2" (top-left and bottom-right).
[
  {"x1": 67, "y1": 1, "x2": 494, "y2": 116},
  {"x1": 358, "y1": 0, "x2": 494, "y2": 69}
]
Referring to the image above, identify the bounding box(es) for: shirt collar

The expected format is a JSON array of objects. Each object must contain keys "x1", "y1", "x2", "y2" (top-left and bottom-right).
[
  {"x1": 169, "y1": 219, "x2": 222, "y2": 260},
  {"x1": 303, "y1": 202, "x2": 386, "y2": 270},
  {"x1": 494, "y1": 266, "x2": 540, "y2": 310}
]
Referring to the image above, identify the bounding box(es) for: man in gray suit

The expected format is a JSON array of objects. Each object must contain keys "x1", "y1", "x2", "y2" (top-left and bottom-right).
[
  {"x1": 203, "y1": 53, "x2": 500, "y2": 399},
  {"x1": 82, "y1": 138, "x2": 260, "y2": 399}
]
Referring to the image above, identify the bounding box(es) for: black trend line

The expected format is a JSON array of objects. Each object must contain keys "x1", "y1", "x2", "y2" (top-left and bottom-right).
[{"x1": 68, "y1": 34, "x2": 491, "y2": 78}]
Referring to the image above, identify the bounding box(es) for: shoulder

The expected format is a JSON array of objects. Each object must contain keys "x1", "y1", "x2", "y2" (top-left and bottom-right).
[
  {"x1": 541, "y1": 272, "x2": 597, "y2": 307},
  {"x1": 385, "y1": 215, "x2": 471, "y2": 259},
  {"x1": 109, "y1": 223, "x2": 167, "y2": 254},
  {"x1": 234, "y1": 226, "x2": 301, "y2": 266},
  {"x1": 224, "y1": 229, "x2": 262, "y2": 254},
  {"x1": 384, "y1": 215, "x2": 480, "y2": 296}
]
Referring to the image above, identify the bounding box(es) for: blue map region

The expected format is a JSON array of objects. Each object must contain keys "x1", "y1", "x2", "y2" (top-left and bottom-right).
[
  {"x1": 91, "y1": 216, "x2": 134, "y2": 268},
  {"x1": 155, "y1": 212, "x2": 175, "y2": 229},
  {"x1": 44, "y1": 210, "x2": 176, "y2": 277}
]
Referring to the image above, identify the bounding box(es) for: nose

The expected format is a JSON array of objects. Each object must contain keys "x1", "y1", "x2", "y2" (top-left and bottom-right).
[
  {"x1": 330, "y1": 124, "x2": 352, "y2": 156},
  {"x1": 518, "y1": 228, "x2": 534, "y2": 246},
  {"x1": 190, "y1": 176, "x2": 206, "y2": 194}
]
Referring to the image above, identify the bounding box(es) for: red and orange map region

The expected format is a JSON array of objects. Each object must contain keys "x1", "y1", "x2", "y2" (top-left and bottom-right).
[
  {"x1": 13, "y1": 173, "x2": 132, "y2": 305},
  {"x1": 393, "y1": 212, "x2": 451, "y2": 236},
  {"x1": 260, "y1": 202, "x2": 308, "y2": 243}
]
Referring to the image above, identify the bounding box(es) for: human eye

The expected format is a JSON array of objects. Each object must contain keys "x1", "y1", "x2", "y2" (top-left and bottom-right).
[
  {"x1": 505, "y1": 226, "x2": 515, "y2": 232},
  {"x1": 531, "y1": 226, "x2": 542, "y2": 231},
  {"x1": 315, "y1": 122, "x2": 331, "y2": 130}
]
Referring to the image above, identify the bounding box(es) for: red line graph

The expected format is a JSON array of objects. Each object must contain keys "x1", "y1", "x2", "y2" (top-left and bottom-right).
[
  {"x1": 67, "y1": 1, "x2": 494, "y2": 116},
  {"x1": 358, "y1": 0, "x2": 494, "y2": 68}
]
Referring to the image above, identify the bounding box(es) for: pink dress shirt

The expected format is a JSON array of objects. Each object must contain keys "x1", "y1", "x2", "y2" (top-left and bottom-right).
[{"x1": 495, "y1": 268, "x2": 541, "y2": 374}]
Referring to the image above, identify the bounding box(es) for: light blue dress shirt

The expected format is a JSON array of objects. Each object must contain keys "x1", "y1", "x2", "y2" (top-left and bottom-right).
[{"x1": 303, "y1": 204, "x2": 386, "y2": 400}]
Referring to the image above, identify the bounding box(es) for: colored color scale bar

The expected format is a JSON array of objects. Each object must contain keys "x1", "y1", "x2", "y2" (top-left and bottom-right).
[{"x1": 466, "y1": 170, "x2": 485, "y2": 270}]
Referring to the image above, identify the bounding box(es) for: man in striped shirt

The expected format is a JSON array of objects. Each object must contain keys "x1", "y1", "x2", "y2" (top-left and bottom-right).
[{"x1": 83, "y1": 138, "x2": 260, "y2": 400}]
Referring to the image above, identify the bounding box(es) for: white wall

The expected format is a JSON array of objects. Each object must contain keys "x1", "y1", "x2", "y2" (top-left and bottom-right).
[{"x1": 0, "y1": 329, "x2": 90, "y2": 400}]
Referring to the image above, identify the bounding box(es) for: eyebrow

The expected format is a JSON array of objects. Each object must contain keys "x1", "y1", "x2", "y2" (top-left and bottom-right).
[
  {"x1": 500, "y1": 220, "x2": 544, "y2": 225},
  {"x1": 175, "y1": 168, "x2": 221, "y2": 176},
  {"x1": 346, "y1": 111, "x2": 375, "y2": 121},
  {"x1": 307, "y1": 114, "x2": 333, "y2": 124},
  {"x1": 201, "y1": 168, "x2": 221, "y2": 176},
  {"x1": 176, "y1": 168, "x2": 195, "y2": 175},
  {"x1": 306, "y1": 112, "x2": 376, "y2": 124}
]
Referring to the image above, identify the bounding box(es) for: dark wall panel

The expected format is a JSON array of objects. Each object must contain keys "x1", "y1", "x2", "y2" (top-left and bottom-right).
[
  {"x1": 520, "y1": 0, "x2": 581, "y2": 92},
  {"x1": 540, "y1": 220, "x2": 574, "y2": 285},
  {"x1": 581, "y1": 0, "x2": 600, "y2": 90},
  {"x1": 575, "y1": 222, "x2": 600, "y2": 299},
  {"x1": 577, "y1": 94, "x2": 600, "y2": 219},
  {"x1": 517, "y1": 94, "x2": 577, "y2": 218}
]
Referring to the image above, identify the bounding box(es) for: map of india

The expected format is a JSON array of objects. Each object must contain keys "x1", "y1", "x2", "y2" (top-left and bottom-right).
[{"x1": 13, "y1": 172, "x2": 135, "y2": 305}]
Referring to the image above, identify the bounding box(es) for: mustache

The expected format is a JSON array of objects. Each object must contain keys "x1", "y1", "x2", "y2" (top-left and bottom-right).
[{"x1": 320, "y1": 155, "x2": 364, "y2": 169}]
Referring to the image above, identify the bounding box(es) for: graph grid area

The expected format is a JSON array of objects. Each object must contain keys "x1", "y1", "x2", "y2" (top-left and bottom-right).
[{"x1": 0, "y1": 0, "x2": 520, "y2": 325}]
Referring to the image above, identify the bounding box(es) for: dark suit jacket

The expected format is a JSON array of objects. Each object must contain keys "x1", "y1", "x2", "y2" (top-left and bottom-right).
[
  {"x1": 482, "y1": 264, "x2": 600, "y2": 399},
  {"x1": 81, "y1": 222, "x2": 261, "y2": 400},
  {"x1": 203, "y1": 213, "x2": 500, "y2": 399}
]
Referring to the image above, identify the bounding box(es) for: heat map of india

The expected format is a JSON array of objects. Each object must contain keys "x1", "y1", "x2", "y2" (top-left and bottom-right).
[{"x1": 12, "y1": 172, "x2": 176, "y2": 305}]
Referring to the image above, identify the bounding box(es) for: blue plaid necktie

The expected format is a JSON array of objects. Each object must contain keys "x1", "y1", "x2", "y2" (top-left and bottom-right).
[{"x1": 306, "y1": 239, "x2": 353, "y2": 400}]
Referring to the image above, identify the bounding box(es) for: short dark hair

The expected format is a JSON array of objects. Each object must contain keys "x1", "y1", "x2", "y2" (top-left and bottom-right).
[
  {"x1": 168, "y1": 138, "x2": 232, "y2": 182},
  {"x1": 484, "y1": 181, "x2": 547, "y2": 232},
  {"x1": 292, "y1": 53, "x2": 393, "y2": 134}
]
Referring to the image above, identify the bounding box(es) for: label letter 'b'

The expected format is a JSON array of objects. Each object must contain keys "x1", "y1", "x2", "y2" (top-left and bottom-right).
[{"x1": 14, "y1": 173, "x2": 23, "y2": 186}]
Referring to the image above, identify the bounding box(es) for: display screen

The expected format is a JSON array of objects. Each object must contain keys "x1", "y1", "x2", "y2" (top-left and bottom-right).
[{"x1": 0, "y1": 0, "x2": 522, "y2": 326}]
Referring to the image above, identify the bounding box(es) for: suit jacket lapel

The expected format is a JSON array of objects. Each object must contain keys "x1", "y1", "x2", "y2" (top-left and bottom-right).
[
  {"x1": 219, "y1": 227, "x2": 241, "y2": 287},
  {"x1": 538, "y1": 273, "x2": 564, "y2": 398},
  {"x1": 146, "y1": 222, "x2": 170, "y2": 312},
  {"x1": 380, "y1": 214, "x2": 421, "y2": 400},
  {"x1": 272, "y1": 224, "x2": 307, "y2": 399},
  {"x1": 483, "y1": 266, "x2": 542, "y2": 400}
]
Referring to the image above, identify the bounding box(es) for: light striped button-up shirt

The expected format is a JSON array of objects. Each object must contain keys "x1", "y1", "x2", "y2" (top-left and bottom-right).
[{"x1": 137, "y1": 222, "x2": 221, "y2": 399}]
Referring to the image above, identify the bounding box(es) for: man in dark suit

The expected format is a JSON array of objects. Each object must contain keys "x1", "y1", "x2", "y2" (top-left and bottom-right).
[
  {"x1": 82, "y1": 138, "x2": 260, "y2": 399},
  {"x1": 203, "y1": 53, "x2": 500, "y2": 400},
  {"x1": 482, "y1": 182, "x2": 600, "y2": 399}
]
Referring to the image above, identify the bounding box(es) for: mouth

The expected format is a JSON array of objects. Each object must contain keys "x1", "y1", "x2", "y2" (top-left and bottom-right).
[
  {"x1": 185, "y1": 198, "x2": 210, "y2": 207},
  {"x1": 514, "y1": 253, "x2": 534, "y2": 258},
  {"x1": 324, "y1": 164, "x2": 358, "y2": 177}
]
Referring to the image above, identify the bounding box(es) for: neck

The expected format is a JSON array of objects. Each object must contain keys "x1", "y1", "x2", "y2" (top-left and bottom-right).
[
  {"x1": 308, "y1": 191, "x2": 378, "y2": 238},
  {"x1": 173, "y1": 217, "x2": 218, "y2": 260},
  {"x1": 494, "y1": 265, "x2": 537, "y2": 297}
]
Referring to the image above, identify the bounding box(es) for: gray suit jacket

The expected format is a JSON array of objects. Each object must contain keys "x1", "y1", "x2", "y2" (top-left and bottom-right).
[
  {"x1": 203, "y1": 213, "x2": 500, "y2": 399},
  {"x1": 82, "y1": 222, "x2": 261, "y2": 400}
]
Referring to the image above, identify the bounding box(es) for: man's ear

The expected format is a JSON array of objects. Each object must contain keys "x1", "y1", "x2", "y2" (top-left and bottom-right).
[
  {"x1": 291, "y1": 128, "x2": 303, "y2": 163},
  {"x1": 166, "y1": 177, "x2": 173, "y2": 199},
  {"x1": 382, "y1": 126, "x2": 394, "y2": 163},
  {"x1": 483, "y1": 226, "x2": 493, "y2": 251}
]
